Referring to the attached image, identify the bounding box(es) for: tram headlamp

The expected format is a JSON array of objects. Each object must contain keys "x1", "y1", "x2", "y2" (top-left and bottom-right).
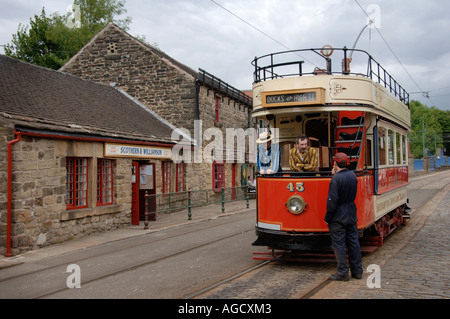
[{"x1": 286, "y1": 195, "x2": 306, "y2": 215}]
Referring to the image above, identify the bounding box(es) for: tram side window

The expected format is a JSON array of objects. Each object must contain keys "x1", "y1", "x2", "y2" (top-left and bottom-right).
[
  {"x1": 388, "y1": 130, "x2": 394, "y2": 165},
  {"x1": 396, "y1": 133, "x2": 401, "y2": 165},
  {"x1": 378, "y1": 127, "x2": 386, "y2": 166},
  {"x1": 402, "y1": 135, "x2": 407, "y2": 164},
  {"x1": 366, "y1": 138, "x2": 372, "y2": 167}
]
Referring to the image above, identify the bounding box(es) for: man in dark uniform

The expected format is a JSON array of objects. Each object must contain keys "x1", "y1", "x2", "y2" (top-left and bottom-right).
[{"x1": 325, "y1": 153, "x2": 363, "y2": 281}]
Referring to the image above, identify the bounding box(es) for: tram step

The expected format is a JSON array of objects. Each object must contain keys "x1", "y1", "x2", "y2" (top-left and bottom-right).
[
  {"x1": 339, "y1": 130, "x2": 363, "y2": 141},
  {"x1": 335, "y1": 140, "x2": 362, "y2": 144},
  {"x1": 341, "y1": 116, "x2": 365, "y2": 126}
]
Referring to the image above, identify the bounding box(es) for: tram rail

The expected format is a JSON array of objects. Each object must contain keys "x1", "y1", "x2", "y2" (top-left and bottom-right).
[
  {"x1": 0, "y1": 213, "x2": 255, "y2": 299},
  {"x1": 37, "y1": 227, "x2": 255, "y2": 299}
]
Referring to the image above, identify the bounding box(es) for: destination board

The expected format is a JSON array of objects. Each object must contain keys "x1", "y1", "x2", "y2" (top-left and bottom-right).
[
  {"x1": 266, "y1": 92, "x2": 316, "y2": 104},
  {"x1": 261, "y1": 88, "x2": 325, "y2": 107}
]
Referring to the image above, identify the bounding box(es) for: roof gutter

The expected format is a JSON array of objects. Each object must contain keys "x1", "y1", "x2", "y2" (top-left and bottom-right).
[
  {"x1": 5, "y1": 131, "x2": 21, "y2": 257},
  {"x1": 14, "y1": 128, "x2": 176, "y2": 148}
]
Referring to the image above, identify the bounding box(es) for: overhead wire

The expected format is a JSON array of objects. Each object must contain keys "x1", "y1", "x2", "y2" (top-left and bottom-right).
[
  {"x1": 208, "y1": 0, "x2": 317, "y2": 66},
  {"x1": 211, "y1": 0, "x2": 448, "y2": 105},
  {"x1": 353, "y1": 0, "x2": 438, "y2": 107}
]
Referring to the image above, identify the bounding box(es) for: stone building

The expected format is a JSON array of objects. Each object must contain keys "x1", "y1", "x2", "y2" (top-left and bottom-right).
[
  {"x1": 0, "y1": 54, "x2": 190, "y2": 255},
  {"x1": 60, "y1": 22, "x2": 255, "y2": 194}
]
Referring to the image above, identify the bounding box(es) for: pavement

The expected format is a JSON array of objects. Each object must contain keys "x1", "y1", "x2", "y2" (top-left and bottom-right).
[
  {"x1": 0, "y1": 198, "x2": 256, "y2": 269},
  {"x1": 310, "y1": 170, "x2": 450, "y2": 299},
  {"x1": 1, "y1": 170, "x2": 449, "y2": 299}
]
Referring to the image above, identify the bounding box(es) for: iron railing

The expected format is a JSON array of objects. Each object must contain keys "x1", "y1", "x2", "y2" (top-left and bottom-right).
[
  {"x1": 198, "y1": 68, "x2": 253, "y2": 107},
  {"x1": 143, "y1": 186, "x2": 251, "y2": 228},
  {"x1": 252, "y1": 47, "x2": 409, "y2": 106}
]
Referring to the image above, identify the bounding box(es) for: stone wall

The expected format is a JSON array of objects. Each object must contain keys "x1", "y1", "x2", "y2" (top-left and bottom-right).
[
  {"x1": 0, "y1": 131, "x2": 132, "y2": 255},
  {"x1": 61, "y1": 23, "x2": 254, "y2": 194},
  {"x1": 61, "y1": 23, "x2": 197, "y2": 132},
  {"x1": 0, "y1": 121, "x2": 11, "y2": 252}
]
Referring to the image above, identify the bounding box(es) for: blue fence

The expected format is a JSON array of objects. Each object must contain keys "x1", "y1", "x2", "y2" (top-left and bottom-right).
[{"x1": 414, "y1": 156, "x2": 449, "y2": 171}]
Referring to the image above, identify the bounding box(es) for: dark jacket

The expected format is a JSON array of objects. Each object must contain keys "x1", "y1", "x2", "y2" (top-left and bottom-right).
[{"x1": 325, "y1": 168, "x2": 358, "y2": 225}]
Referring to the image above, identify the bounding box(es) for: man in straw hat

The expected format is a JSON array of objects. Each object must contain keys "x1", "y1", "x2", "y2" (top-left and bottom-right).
[
  {"x1": 256, "y1": 131, "x2": 281, "y2": 174},
  {"x1": 325, "y1": 152, "x2": 363, "y2": 281}
]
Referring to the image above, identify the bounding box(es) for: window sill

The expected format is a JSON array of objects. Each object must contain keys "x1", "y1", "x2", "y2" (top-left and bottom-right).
[{"x1": 61, "y1": 204, "x2": 122, "y2": 221}]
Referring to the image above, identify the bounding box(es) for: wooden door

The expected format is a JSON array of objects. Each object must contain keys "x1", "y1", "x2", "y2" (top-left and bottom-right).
[
  {"x1": 139, "y1": 163, "x2": 156, "y2": 221},
  {"x1": 231, "y1": 163, "x2": 236, "y2": 200},
  {"x1": 131, "y1": 162, "x2": 139, "y2": 225}
]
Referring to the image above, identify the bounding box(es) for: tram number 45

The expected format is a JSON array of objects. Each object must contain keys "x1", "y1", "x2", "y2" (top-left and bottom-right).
[{"x1": 287, "y1": 182, "x2": 305, "y2": 192}]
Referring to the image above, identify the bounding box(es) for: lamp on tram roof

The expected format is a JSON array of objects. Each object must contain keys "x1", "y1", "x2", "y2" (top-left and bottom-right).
[
  {"x1": 320, "y1": 44, "x2": 334, "y2": 57},
  {"x1": 320, "y1": 45, "x2": 334, "y2": 74}
]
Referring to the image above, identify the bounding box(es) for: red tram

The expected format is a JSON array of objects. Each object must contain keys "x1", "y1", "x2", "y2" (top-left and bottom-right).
[{"x1": 251, "y1": 47, "x2": 411, "y2": 251}]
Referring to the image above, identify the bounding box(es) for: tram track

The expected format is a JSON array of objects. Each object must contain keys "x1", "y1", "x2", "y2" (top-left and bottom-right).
[
  {"x1": 36, "y1": 227, "x2": 255, "y2": 299},
  {"x1": 192, "y1": 173, "x2": 446, "y2": 300},
  {"x1": 2, "y1": 172, "x2": 446, "y2": 299},
  {"x1": 0, "y1": 213, "x2": 251, "y2": 284},
  {"x1": 0, "y1": 212, "x2": 257, "y2": 299},
  {"x1": 185, "y1": 260, "x2": 273, "y2": 299},
  {"x1": 299, "y1": 174, "x2": 450, "y2": 299}
]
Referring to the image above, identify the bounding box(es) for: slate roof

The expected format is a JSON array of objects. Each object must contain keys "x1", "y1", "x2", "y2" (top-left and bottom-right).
[{"x1": 0, "y1": 54, "x2": 184, "y2": 144}]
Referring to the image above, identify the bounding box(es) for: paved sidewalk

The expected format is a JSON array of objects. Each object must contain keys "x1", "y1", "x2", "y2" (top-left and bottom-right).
[{"x1": 0, "y1": 199, "x2": 255, "y2": 269}]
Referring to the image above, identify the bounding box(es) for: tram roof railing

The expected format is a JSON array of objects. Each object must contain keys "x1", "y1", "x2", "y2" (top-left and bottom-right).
[{"x1": 252, "y1": 47, "x2": 409, "y2": 107}]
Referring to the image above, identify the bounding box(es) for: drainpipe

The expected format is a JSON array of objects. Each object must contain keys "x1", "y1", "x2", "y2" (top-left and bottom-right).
[
  {"x1": 5, "y1": 131, "x2": 21, "y2": 257},
  {"x1": 195, "y1": 79, "x2": 200, "y2": 120}
]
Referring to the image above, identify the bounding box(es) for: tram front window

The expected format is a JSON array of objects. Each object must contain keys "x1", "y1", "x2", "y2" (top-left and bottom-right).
[
  {"x1": 275, "y1": 116, "x2": 335, "y2": 174},
  {"x1": 288, "y1": 134, "x2": 319, "y2": 173}
]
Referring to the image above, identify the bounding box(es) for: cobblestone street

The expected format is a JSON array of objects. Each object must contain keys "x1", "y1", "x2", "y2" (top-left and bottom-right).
[
  {"x1": 197, "y1": 171, "x2": 450, "y2": 299},
  {"x1": 311, "y1": 178, "x2": 449, "y2": 299}
]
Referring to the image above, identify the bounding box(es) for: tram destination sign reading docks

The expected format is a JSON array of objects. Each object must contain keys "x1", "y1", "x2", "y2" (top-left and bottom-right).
[{"x1": 262, "y1": 88, "x2": 325, "y2": 108}]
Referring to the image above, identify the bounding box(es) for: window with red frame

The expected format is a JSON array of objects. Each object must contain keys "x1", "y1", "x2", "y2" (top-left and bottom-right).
[
  {"x1": 66, "y1": 158, "x2": 88, "y2": 209},
  {"x1": 213, "y1": 162, "x2": 225, "y2": 191},
  {"x1": 215, "y1": 96, "x2": 220, "y2": 123},
  {"x1": 176, "y1": 163, "x2": 185, "y2": 192},
  {"x1": 163, "y1": 161, "x2": 171, "y2": 194},
  {"x1": 97, "y1": 159, "x2": 113, "y2": 205}
]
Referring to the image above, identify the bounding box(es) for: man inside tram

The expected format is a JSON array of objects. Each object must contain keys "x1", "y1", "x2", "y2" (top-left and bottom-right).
[
  {"x1": 289, "y1": 134, "x2": 319, "y2": 172},
  {"x1": 256, "y1": 131, "x2": 281, "y2": 174}
]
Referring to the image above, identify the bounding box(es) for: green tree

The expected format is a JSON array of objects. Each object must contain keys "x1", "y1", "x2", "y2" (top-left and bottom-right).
[
  {"x1": 5, "y1": 0, "x2": 131, "y2": 69},
  {"x1": 4, "y1": 8, "x2": 67, "y2": 69},
  {"x1": 408, "y1": 100, "x2": 450, "y2": 158}
]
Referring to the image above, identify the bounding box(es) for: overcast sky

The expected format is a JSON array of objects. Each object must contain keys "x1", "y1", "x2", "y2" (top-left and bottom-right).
[{"x1": 1, "y1": 0, "x2": 449, "y2": 111}]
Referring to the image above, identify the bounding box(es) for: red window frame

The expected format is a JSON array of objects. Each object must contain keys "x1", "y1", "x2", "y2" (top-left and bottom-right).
[
  {"x1": 176, "y1": 163, "x2": 185, "y2": 192},
  {"x1": 162, "y1": 161, "x2": 171, "y2": 194},
  {"x1": 97, "y1": 159, "x2": 113, "y2": 206},
  {"x1": 66, "y1": 158, "x2": 88, "y2": 210},
  {"x1": 212, "y1": 162, "x2": 225, "y2": 191},
  {"x1": 215, "y1": 96, "x2": 220, "y2": 123}
]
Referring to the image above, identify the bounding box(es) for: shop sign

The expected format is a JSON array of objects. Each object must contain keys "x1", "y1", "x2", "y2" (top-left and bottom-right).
[{"x1": 104, "y1": 143, "x2": 172, "y2": 159}]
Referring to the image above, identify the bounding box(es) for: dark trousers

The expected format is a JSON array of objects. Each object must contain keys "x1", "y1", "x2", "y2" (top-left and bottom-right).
[{"x1": 328, "y1": 222, "x2": 363, "y2": 276}]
